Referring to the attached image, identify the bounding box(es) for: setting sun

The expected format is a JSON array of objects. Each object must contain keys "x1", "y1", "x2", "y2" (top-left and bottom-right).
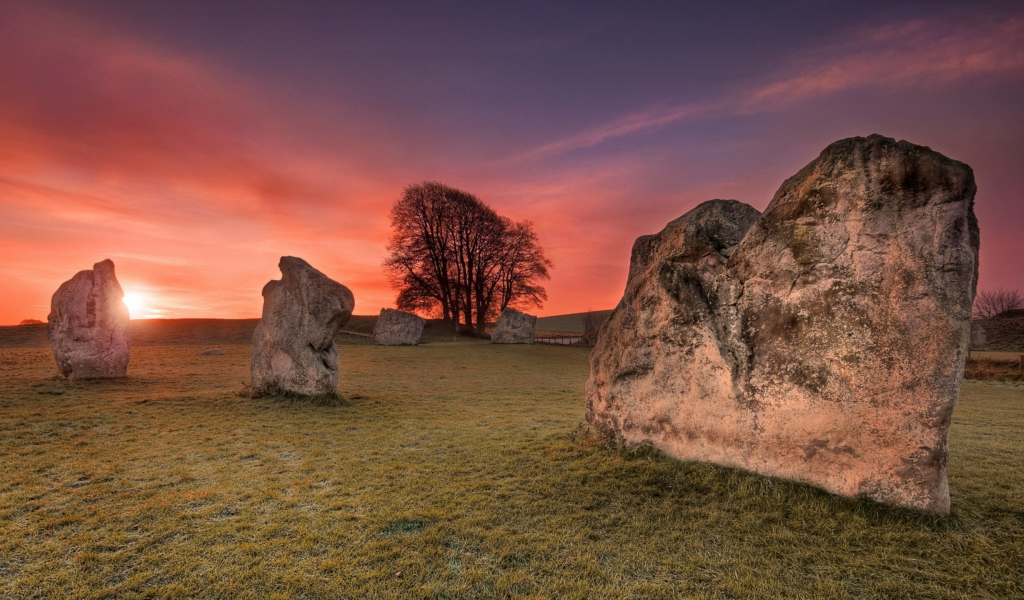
[
  {"x1": 122, "y1": 292, "x2": 160, "y2": 319},
  {"x1": 122, "y1": 292, "x2": 145, "y2": 318}
]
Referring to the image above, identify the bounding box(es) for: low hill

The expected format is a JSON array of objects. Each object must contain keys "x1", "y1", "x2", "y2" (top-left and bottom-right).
[
  {"x1": 132, "y1": 318, "x2": 260, "y2": 345},
  {"x1": 1, "y1": 311, "x2": 619, "y2": 347},
  {"x1": 0, "y1": 315, "x2": 478, "y2": 348},
  {"x1": 0, "y1": 320, "x2": 269, "y2": 348},
  {"x1": 536, "y1": 310, "x2": 614, "y2": 334},
  {"x1": 0, "y1": 323, "x2": 48, "y2": 348},
  {"x1": 974, "y1": 316, "x2": 1024, "y2": 352}
]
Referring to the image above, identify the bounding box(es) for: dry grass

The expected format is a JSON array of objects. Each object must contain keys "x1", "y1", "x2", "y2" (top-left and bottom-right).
[
  {"x1": 1, "y1": 343, "x2": 1022, "y2": 599},
  {"x1": 966, "y1": 351, "x2": 1024, "y2": 382}
]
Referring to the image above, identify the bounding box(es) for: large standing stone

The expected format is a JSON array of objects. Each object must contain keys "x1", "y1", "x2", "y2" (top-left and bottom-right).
[
  {"x1": 586, "y1": 135, "x2": 979, "y2": 514},
  {"x1": 491, "y1": 308, "x2": 537, "y2": 344},
  {"x1": 373, "y1": 308, "x2": 425, "y2": 345},
  {"x1": 47, "y1": 259, "x2": 131, "y2": 380},
  {"x1": 251, "y1": 257, "x2": 354, "y2": 396}
]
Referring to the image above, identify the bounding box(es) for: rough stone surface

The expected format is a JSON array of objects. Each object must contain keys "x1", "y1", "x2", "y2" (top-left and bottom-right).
[
  {"x1": 202, "y1": 348, "x2": 224, "y2": 355},
  {"x1": 491, "y1": 308, "x2": 537, "y2": 344},
  {"x1": 251, "y1": 257, "x2": 354, "y2": 396},
  {"x1": 47, "y1": 259, "x2": 131, "y2": 380},
  {"x1": 373, "y1": 308, "x2": 425, "y2": 345},
  {"x1": 586, "y1": 135, "x2": 979, "y2": 514}
]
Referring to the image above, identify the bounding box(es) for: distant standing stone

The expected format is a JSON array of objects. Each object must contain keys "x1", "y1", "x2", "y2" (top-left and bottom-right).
[
  {"x1": 47, "y1": 259, "x2": 130, "y2": 380},
  {"x1": 491, "y1": 308, "x2": 537, "y2": 344},
  {"x1": 970, "y1": 323, "x2": 986, "y2": 348},
  {"x1": 373, "y1": 308, "x2": 425, "y2": 345},
  {"x1": 202, "y1": 349, "x2": 224, "y2": 355},
  {"x1": 251, "y1": 257, "x2": 354, "y2": 396}
]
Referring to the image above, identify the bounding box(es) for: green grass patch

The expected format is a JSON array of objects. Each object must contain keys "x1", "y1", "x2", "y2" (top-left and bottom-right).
[
  {"x1": 0, "y1": 343, "x2": 1021, "y2": 598},
  {"x1": 384, "y1": 519, "x2": 426, "y2": 536}
]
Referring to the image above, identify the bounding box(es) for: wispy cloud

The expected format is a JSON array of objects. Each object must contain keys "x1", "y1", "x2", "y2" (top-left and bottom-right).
[{"x1": 514, "y1": 16, "x2": 1024, "y2": 162}]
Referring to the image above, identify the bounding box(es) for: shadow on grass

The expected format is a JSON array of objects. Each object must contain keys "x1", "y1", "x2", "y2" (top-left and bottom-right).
[
  {"x1": 383, "y1": 518, "x2": 427, "y2": 536},
  {"x1": 566, "y1": 423, "x2": 960, "y2": 533},
  {"x1": 26, "y1": 376, "x2": 157, "y2": 399},
  {"x1": 236, "y1": 382, "x2": 347, "y2": 407}
]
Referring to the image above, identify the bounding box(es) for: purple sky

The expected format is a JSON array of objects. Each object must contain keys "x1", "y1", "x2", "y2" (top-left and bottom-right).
[{"x1": 1, "y1": 0, "x2": 1022, "y2": 322}]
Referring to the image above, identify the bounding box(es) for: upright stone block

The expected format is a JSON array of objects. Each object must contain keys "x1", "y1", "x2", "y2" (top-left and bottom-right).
[
  {"x1": 373, "y1": 308, "x2": 426, "y2": 345},
  {"x1": 586, "y1": 135, "x2": 979, "y2": 514},
  {"x1": 251, "y1": 257, "x2": 354, "y2": 396},
  {"x1": 47, "y1": 259, "x2": 130, "y2": 380},
  {"x1": 492, "y1": 308, "x2": 537, "y2": 344}
]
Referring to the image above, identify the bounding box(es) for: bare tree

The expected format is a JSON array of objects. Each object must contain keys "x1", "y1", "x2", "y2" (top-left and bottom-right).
[
  {"x1": 973, "y1": 288, "x2": 1024, "y2": 319},
  {"x1": 384, "y1": 182, "x2": 551, "y2": 332},
  {"x1": 496, "y1": 220, "x2": 552, "y2": 313},
  {"x1": 383, "y1": 182, "x2": 462, "y2": 325}
]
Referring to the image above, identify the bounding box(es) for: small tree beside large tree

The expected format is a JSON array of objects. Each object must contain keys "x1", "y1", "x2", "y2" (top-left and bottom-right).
[
  {"x1": 384, "y1": 182, "x2": 552, "y2": 333},
  {"x1": 973, "y1": 288, "x2": 1024, "y2": 319}
]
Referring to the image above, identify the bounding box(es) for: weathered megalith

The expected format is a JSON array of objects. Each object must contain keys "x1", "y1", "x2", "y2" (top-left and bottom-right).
[
  {"x1": 373, "y1": 308, "x2": 425, "y2": 345},
  {"x1": 586, "y1": 135, "x2": 979, "y2": 514},
  {"x1": 970, "y1": 323, "x2": 986, "y2": 348},
  {"x1": 47, "y1": 259, "x2": 131, "y2": 380},
  {"x1": 251, "y1": 257, "x2": 354, "y2": 396},
  {"x1": 491, "y1": 308, "x2": 537, "y2": 344}
]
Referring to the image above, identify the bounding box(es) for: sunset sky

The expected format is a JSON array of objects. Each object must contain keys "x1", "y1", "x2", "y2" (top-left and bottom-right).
[{"x1": 1, "y1": 0, "x2": 1022, "y2": 324}]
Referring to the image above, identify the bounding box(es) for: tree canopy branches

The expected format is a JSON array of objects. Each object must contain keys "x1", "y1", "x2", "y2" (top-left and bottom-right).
[
  {"x1": 384, "y1": 182, "x2": 552, "y2": 332},
  {"x1": 974, "y1": 288, "x2": 1024, "y2": 319}
]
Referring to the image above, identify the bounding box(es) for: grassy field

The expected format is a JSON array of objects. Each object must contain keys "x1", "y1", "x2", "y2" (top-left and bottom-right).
[{"x1": 1, "y1": 343, "x2": 1022, "y2": 599}]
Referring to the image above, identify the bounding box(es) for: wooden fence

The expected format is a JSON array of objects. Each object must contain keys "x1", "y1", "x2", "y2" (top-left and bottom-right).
[{"x1": 534, "y1": 330, "x2": 586, "y2": 346}]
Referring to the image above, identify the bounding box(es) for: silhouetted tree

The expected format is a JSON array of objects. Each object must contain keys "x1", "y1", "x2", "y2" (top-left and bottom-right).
[
  {"x1": 384, "y1": 182, "x2": 461, "y2": 323},
  {"x1": 384, "y1": 182, "x2": 551, "y2": 332},
  {"x1": 496, "y1": 220, "x2": 551, "y2": 314},
  {"x1": 974, "y1": 288, "x2": 1024, "y2": 319}
]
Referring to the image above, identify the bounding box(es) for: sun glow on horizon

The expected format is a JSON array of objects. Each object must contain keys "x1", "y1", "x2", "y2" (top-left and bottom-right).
[{"x1": 122, "y1": 291, "x2": 164, "y2": 319}]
